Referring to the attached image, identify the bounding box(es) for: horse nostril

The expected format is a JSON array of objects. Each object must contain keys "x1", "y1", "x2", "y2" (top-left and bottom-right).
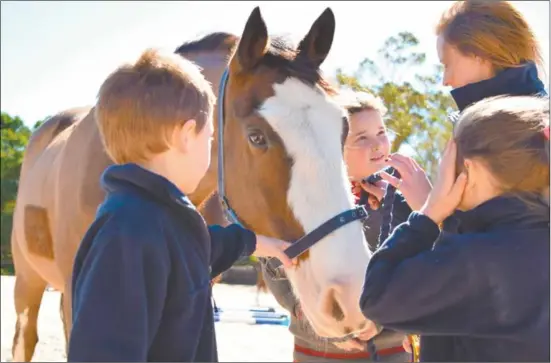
[{"x1": 328, "y1": 289, "x2": 345, "y2": 322}]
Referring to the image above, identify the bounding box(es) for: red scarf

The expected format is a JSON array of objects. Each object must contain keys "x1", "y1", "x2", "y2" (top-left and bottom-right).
[{"x1": 350, "y1": 180, "x2": 362, "y2": 205}]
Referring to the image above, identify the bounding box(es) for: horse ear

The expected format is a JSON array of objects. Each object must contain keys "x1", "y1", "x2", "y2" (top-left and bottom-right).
[
  {"x1": 297, "y1": 8, "x2": 335, "y2": 68},
  {"x1": 232, "y1": 7, "x2": 269, "y2": 72}
]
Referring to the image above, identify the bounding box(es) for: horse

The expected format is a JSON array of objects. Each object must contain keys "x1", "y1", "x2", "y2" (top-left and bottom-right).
[{"x1": 9, "y1": 7, "x2": 373, "y2": 361}]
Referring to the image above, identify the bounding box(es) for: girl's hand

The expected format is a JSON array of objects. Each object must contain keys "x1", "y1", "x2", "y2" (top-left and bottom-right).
[
  {"x1": 402, "y1": 336, "x2": 412, "y2": 353},
  {"x1": 420, "y1": 140, "x2": 468, "y2": 224},
  {"x1": 354, "y1": 180, "x2": 387, "y2": 210},
  {"x1": 253, "y1": 235, "x2": 297, "y2": 268},
  {"x1": 294, "y1": 302, "x2": 380, "y2": 352},
  {"x1": 379, "y1": 154, "x2": 432, "y2": 211}
]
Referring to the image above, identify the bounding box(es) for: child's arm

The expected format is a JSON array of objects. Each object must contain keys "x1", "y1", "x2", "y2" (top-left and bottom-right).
[
  {"x1": 209, "y1": 225, "x2": 295, "y2": 278},
  {"x1": 390, "y1": 192, "x2": 413, "y2": 227},
  {"x1": 208, "y1": 224, "x2": 256, "y2": 278},
  {"x1": 68, "y1": 218, "x2": 170, "y2": 362},
  {"x1": 360, "y1": 211, "x2": 508, "y2": 337}
]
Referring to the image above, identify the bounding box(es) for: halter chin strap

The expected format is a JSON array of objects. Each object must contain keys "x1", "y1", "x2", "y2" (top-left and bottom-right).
[{"x1": 270, "y1": 205, "x2": 368, "y2": 268}]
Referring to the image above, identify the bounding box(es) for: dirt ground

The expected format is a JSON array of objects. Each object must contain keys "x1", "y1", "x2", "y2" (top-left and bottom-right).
[{"x1": 0, "y1": 276, "x2": 293, "y2": 362}]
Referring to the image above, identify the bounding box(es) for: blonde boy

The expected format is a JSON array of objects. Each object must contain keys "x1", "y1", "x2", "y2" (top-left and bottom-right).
[{"x1": 68, "y1": 49, "x2": 293, "y2": 362}]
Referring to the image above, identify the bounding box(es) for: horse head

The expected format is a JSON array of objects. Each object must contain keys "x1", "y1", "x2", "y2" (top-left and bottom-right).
[{"x1": 221, "y1": 7, "x2": 373, "y2": 338}]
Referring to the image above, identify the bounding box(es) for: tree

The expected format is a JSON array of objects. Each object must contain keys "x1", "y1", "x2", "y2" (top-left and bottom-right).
[
  {"x1": 0, "y1": 113, "x2": 39, "y2": 274},
  {"x1": 336, "y1": 32, "x2": 457, "y2": 180}
]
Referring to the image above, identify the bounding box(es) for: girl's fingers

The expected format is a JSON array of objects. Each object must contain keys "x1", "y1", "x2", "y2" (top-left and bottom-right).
[
  {"x1": 434, "y1": 139, "x2": 455, "y2": 187},
  {"x1": 380, "y1": 171, "x2": 401, "y2": 189},
  {"x1": 450, "y1": 172, "x2": 468, "y2": 202},
  {"x1": 440, "y1": 140, "x2": 459, "y2": 186},
  {"x1": 368, "y1": 195, "x2": 381, "y2": 210},
  {"x1": 360, "y1": 182, "x2": 385, "y2": 200},
  {"x1": 409, "y1": 156, "x2": 423, "y2": 170},
  {"x1": 386, "y1": 157, "x2": 412, "y2": 179},
  {"x1": 390, "y1": 154, "x2": 418, "y2": 172},
  {"x1": 402, "y1": 337, "x2": 412, "y2": 353}
]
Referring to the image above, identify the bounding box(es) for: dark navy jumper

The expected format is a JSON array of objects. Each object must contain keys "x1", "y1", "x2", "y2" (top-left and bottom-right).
[
  {"x1": 361, "y1": 195, "x2": 550, "y2": 362},
  {"x1": 68, "y1": 163, "x2": 256, "y2": 362}
]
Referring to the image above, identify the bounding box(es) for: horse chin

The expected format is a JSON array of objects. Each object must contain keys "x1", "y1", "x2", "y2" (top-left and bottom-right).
[{"x1": 286, "y1": 264, "x2": 351, "y2": 339}]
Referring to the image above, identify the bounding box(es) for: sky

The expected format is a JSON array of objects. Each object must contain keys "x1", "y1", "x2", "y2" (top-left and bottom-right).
[{"x1": 1, "y1": 1, "x2": 549, "y2": 126}]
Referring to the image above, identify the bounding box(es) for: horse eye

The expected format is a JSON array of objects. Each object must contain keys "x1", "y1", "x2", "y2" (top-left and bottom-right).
[{"x1": 247, "y1": 131, "x2": 267, "y2": 147}]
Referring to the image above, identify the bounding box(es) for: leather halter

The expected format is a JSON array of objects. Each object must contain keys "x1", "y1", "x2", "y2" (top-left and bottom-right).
[{"x1": 216, "y1": 68, "x2": 369, "y2": 262}]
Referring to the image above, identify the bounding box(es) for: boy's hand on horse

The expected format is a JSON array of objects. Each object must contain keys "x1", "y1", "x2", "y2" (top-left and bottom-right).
[
  {"x1": 380, "y1": 153, "x2": 433, "y2": 211},
  {"x1": 253, "y1": 235, "x2": 298, "y2": 268},
  {"x1": 421, "y1": 140, "x2": 468, "y2": 225}
]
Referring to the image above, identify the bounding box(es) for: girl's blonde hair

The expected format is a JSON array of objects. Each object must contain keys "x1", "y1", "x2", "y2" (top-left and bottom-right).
[
  {"x1": 454, "y1": 95, "x2": 549, "y2": 202},
  {"x1": 436, "y1": 1, "x2": 544, "y2": 73}
]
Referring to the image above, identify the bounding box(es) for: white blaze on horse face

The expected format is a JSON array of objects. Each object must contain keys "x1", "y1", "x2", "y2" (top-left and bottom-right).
[{"x1": 258, "y1": 77, "x2": 372, "y2": 338}]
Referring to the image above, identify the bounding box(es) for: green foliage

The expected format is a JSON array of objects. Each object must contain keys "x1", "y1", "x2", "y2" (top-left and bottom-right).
[
  {"x1": 0, "y1": 112, "x2": 39, "y2": 275},
  {"x1": 336, "y1": 31, "x2": 457, "y2": 180}
]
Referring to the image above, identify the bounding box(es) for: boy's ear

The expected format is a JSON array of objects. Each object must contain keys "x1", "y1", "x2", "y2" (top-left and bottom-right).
[{"x1": 174, "y1": 119, "x2": 198, "y2": 153}]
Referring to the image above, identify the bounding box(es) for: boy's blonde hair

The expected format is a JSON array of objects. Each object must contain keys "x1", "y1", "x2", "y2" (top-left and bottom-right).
[{"x1": 96, "y1": 48, "x2": 216, "y2": 164}]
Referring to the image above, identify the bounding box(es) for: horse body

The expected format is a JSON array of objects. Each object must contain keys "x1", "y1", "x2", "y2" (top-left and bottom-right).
[
  {"x1": 10, "y1": 107, "x2": 110, "y2": 361},
  {"x1": 10, "y1": 7, "x2": 374, "y2": 362}
]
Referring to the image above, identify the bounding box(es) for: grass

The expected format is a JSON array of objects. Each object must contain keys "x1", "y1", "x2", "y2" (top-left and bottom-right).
[{"x1": 1, "y1": 265, "x2": 15, "y2": 276}]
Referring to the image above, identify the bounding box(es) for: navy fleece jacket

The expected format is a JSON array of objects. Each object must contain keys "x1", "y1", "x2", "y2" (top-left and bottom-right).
[
  {"x1": 68, "y1": 163, "x2": 257, "y2": 362},
  {"x1": 360, "y1": 195, "x2": 550, "y2": 362},
  {"x1": 384, "y1": 62, "x2": 548, "y2": 236},
  {"x1": 445, "y1": 61, "x2": 548, "y2": 234}
]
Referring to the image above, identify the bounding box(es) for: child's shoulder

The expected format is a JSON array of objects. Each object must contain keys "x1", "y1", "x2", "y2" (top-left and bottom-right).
[{"x1": 93, "y1": 192, "x2": 170, "y2": 247}]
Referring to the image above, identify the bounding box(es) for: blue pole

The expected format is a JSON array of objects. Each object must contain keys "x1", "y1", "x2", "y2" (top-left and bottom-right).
[{"x1": 213, "y1": 312, "x2": 290, "y2": 326}]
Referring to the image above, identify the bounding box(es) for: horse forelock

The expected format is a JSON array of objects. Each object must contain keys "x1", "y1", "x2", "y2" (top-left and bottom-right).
[{"x1": 262, "y1": 35, "x2": 337, "y2": 97}]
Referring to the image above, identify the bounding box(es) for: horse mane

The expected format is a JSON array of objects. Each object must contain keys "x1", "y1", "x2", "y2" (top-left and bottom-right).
[
  {"x1": 264, "y1": 35, "x2": 338, "y2": 97},
  {"x1": 174, "y1": 32, "x2": 337, "y2": 96},
  {"x1": 174, "y1": 32, "x2": 239, "y2": 55}
]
